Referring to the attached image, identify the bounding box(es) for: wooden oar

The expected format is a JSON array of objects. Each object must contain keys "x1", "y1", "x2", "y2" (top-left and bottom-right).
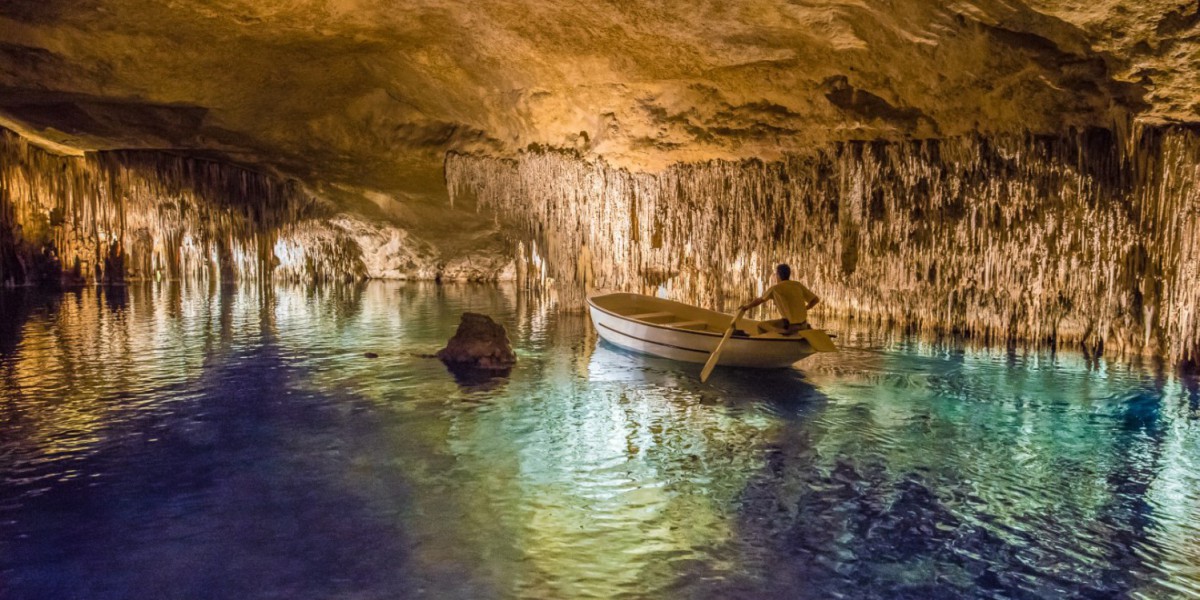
[
  {"x1": 800, "y1": 329, "x2": 838, "y2": 353},
  {"x1": 700, "y1": 307, "x2": 747, "y2": 383}
]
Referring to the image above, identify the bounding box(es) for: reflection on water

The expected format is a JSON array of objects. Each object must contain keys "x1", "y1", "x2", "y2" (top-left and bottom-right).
[{"x1": 1, "y1": 282, "x2": 1198, "y2": 599}]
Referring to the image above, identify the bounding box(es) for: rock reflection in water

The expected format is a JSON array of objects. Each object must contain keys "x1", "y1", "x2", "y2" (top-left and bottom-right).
[{"x1": 442, "y1": 362, "x2": 513, "y2": 391}]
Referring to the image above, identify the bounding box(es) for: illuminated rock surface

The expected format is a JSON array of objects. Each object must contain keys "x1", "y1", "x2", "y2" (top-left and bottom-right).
[
  {"x1": 448, "y1": 128, "x2": 1200, "y2": 364},
  {"x1": 0, "y1": 128, "x2": 319, "y2": 284},
  {"x1": 0, "y1": 130, "x2": 510, "y2": 283},
  {"x1": 4, "y1": 0, "x2": 1195, "y2": 184}
]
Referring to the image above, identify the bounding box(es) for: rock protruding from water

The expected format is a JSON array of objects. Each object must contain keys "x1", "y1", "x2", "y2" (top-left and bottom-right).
[{"x1": 436, "y1": 313, "x2": 517, "y2": 370}]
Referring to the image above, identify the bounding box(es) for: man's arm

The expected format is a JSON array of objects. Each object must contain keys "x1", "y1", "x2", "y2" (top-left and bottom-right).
[
  {"x1": 739, "y1": 295, "x2": 768, "y2": 311},
  {"x1": 802, "y1": 283, "x2": 820, "y2": 309},
  {"x1": 739, "y1": 288, "x2": 773, "y2": 311}
]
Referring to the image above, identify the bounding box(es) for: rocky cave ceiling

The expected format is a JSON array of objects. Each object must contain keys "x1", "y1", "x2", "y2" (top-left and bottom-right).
[{"x1": 0, "y1": 0, "x2": 1197, "y2": 209}]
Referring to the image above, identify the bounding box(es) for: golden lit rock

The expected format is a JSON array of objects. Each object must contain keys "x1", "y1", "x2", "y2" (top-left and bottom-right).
[
  {"x1": 1, "y1": 0, "x2": 1198, "y2": 362},
  {"x1": 2, "y1": 0, "x2": 1192, "y2": 193},
  {"x1": 448, "y1": 127, "x2": 1200, "y2": 364}
]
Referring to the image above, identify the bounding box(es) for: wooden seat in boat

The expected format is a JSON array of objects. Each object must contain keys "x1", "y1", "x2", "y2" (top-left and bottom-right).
[
  {"x1": 666, "y1": 320, "x2": 706, "y2": 329},
  {"x1": 627, "y1": 311, "x2": 672, "y2": 320}
]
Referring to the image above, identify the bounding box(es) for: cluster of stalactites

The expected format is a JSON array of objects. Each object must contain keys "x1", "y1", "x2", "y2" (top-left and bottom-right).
[
  {"x1": 0, "y1": 129, "x2": 322, "y2": 286},
  {"x1": 446, "y1": 126, "x2": 1200, "y2": 365}
]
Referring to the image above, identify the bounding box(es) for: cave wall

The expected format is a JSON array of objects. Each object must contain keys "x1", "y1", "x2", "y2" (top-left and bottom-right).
[
  {"x1": 447, "y1": 125, "x2": 1200, "y2": 364},
  {"x1": 0, "y1": 128, "x2": 321, "y2": 285},
  {"x1": 0, "y1": 128, "x2": 512, "y2": 285}
]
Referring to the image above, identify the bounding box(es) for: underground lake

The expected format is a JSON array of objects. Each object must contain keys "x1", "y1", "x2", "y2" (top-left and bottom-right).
[{"x1": 1, "y1": 282, "x2": 1197, "y2": 599}]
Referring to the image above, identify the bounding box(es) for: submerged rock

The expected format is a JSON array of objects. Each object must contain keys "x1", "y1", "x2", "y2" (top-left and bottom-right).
[{"x1": 436, "y1": 313, "x2": 517, "y2": 370}]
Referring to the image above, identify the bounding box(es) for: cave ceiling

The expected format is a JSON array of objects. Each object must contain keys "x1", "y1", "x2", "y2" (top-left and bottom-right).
[{"x1": 0, "y1": 0, "x2": 1196, "y2": 207}]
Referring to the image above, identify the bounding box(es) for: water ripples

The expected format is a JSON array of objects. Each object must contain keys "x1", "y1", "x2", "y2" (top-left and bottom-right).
[{"x1": 1, "y1": 282, "x2": 1198, "y2": 599}]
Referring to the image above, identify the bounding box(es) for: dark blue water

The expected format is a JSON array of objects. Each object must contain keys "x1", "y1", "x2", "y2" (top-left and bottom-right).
[{"x1": 1, "y1": 282, "x2": 1197, "y2": 599}]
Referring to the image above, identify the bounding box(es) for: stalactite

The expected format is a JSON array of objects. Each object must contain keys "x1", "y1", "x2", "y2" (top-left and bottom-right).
[
  {"x1": 446, "y1": 126, "x2": 1200, "y2": 365},
  {"x1": 0, "y1": 128, "x2": 322, "y2": 285}
]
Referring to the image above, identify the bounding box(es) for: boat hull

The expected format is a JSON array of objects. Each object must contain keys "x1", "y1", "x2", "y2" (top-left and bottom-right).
[{"x1": 587, "y1": 300, "x2": 817, "y2": 368}]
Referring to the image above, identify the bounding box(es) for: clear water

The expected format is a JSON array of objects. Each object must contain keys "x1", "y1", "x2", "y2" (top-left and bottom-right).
[{"x1": 1, "y1": 282, "x2": 1198, "y2": 599}]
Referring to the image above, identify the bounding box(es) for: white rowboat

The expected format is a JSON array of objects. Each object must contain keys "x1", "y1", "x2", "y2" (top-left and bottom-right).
[{"x1": 587, "y1": 292, "x2": 837, "y2": 369}]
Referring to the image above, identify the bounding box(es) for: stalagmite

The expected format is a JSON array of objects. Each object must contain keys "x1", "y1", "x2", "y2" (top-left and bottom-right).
[{"x1": 447, "y1": 126, "x2": 1200, "y2": 365}]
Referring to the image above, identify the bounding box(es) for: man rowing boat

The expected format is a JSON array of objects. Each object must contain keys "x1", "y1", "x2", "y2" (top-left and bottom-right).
[{"x1": 739, "y1": 263, "x2": 819, "y2": 334}]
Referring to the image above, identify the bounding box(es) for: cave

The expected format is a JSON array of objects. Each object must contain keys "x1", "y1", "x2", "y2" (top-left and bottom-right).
[{"x1": 1, "y1": 2, "x2": 1199, "y2": 598}]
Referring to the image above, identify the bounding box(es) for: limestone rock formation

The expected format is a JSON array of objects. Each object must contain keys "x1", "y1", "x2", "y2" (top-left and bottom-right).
[
  {"x1": 0, "y1": 127, "x2": 319, "y2": 285},
  {"x1": 436, "y1": 312, "x2": 518, "y2": 371},
  {"x1": 1, "y1": 0, "x2": 1196, "y2": 201},
  {"x1": 448, "y1": 126, "x2": 1200, "y2": 365},
  {"x1": 1, "y1": 0, "x2": 1198, "y2": 362},
  {"x1": 0, "y1": 127, "x2": 512, "y2": 284}
]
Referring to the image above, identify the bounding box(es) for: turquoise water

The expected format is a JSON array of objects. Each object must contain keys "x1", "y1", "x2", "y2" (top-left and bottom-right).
[{"x1": 1, "y1": 282, "x2": 1198, "y2": 599}]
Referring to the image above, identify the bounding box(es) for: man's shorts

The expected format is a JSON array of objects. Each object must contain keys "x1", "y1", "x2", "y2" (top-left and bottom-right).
[{"x1": 759, "y1": 318, "x2": 811, "y2": 335}]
